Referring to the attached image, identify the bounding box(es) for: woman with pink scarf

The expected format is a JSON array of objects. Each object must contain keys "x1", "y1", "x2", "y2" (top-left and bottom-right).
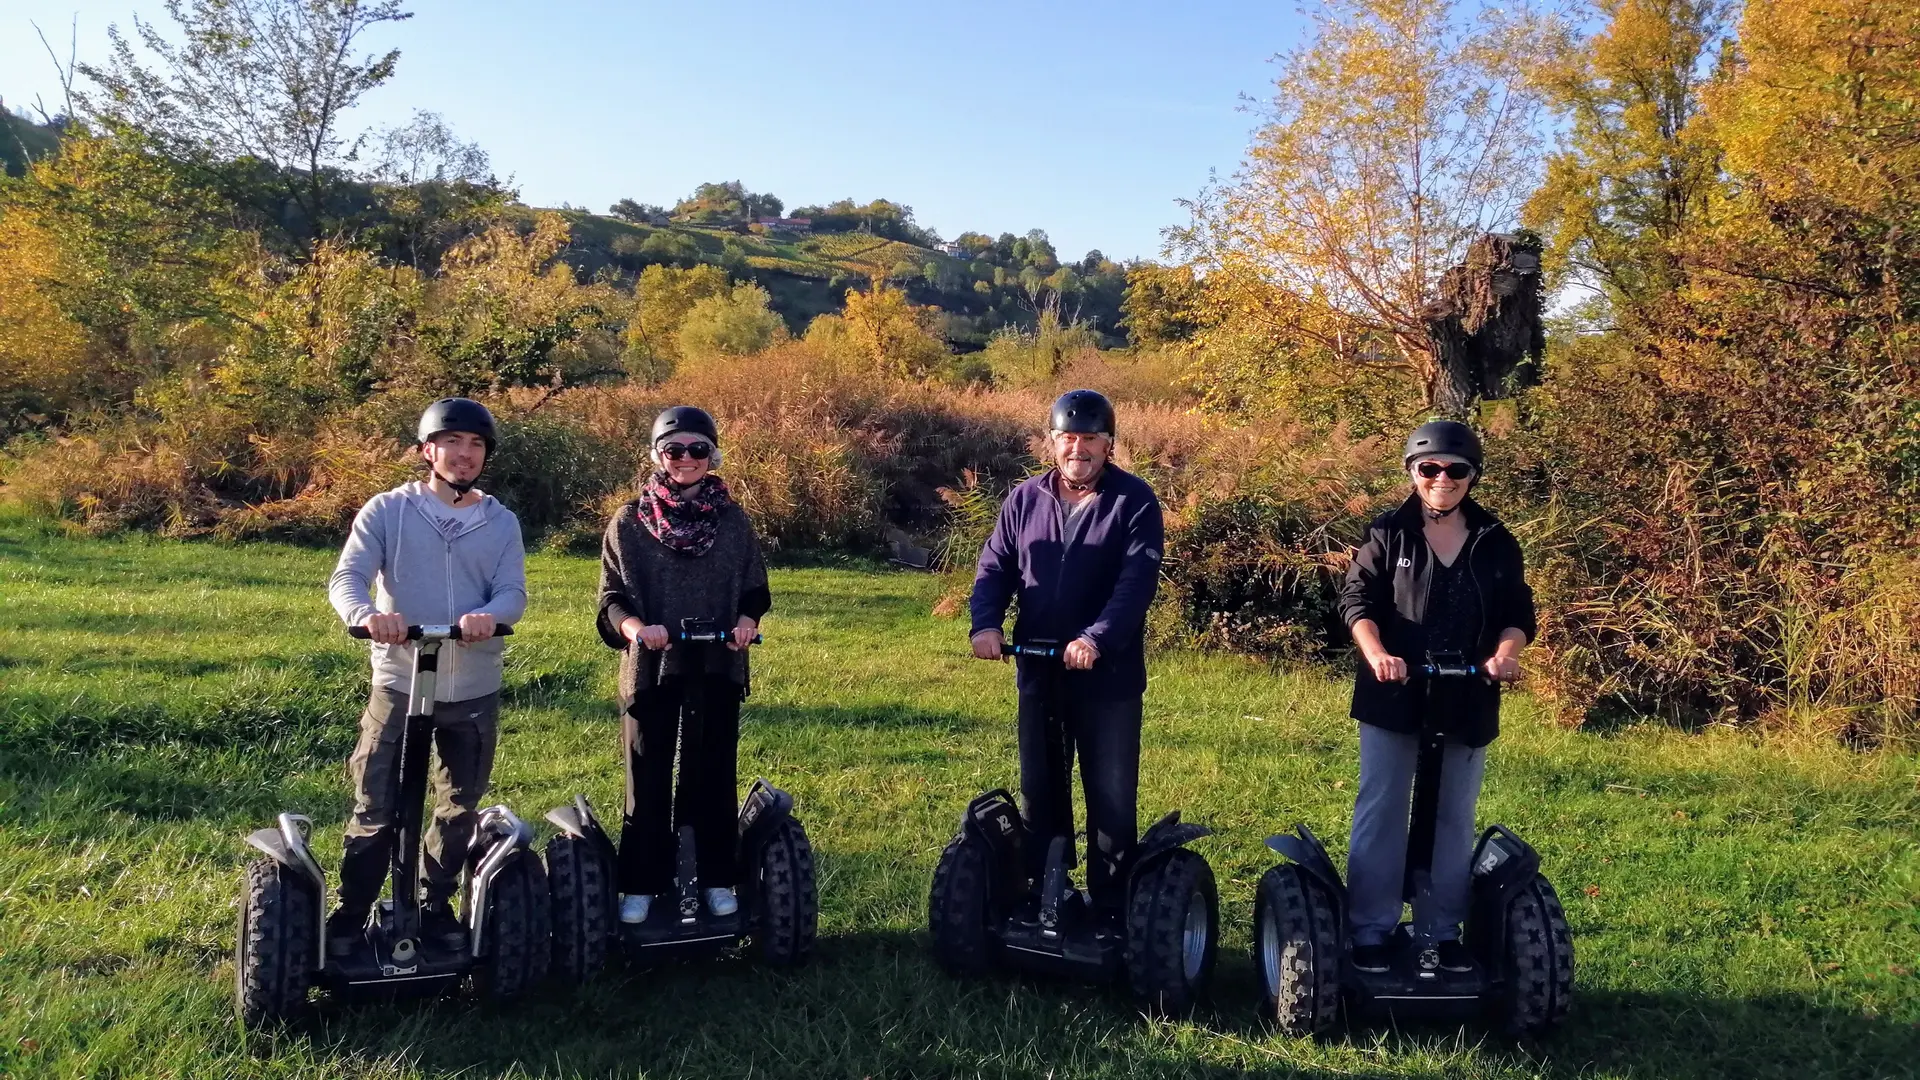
[{"x1": 596, "y1": 406, "x2": 770, "y2": 925}]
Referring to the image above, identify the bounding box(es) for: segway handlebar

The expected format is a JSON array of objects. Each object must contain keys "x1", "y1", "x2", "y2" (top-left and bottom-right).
[
  {"x1": 670, "y1": 628, "x2": 763, "y2": 645},
  {"x1": 349, "y1": 623, "x2": 514, "y2": 642},
  {"x1": 1005, "y1": 642, "x2": 1062, "y2": 659},
  {"x1": 1417, "y1": 661, "x2": 1481, "y2": 679}
]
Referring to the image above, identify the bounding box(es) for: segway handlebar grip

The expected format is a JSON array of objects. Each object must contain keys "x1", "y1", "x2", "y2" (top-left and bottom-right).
[{"x1": 348, "y1": 623, "x2": 515, "y2": 641}]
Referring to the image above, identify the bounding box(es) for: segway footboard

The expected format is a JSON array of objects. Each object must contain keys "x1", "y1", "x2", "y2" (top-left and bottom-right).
[{"x1": 1124, "y1": 811, "x2": 1218, "y2": 1015}]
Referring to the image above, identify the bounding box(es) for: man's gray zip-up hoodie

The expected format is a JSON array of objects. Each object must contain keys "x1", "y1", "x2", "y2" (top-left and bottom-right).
[{"x1": 329, "y1": 481, "x2": 528, "y2": 702}]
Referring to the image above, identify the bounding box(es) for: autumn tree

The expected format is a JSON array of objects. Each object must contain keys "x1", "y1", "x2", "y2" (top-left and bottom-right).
[
  {"x1": 841, "y1": 281, "x2": 949, "y2": 378},
  {"x1": 623, "y1": 263, "x2": 732, "y2": 383},
  {"x1": 1523, "y1": 0, "x2": 1729, "y2": 325},
  {"x1": 1177, "y1": 0, "x2": 1551, "y2": 412},
  {"x1": 80, "y1": 0, "x2": 412, "y2": 253}
]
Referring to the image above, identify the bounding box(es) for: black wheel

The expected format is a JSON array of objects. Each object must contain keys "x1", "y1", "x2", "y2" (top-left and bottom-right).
[
  {"x1": 927, "y1": 833, "x2": 993, "y2": 977},
  {"x1": 1499, "y1": 873, "x2": 1573, "y2": 1035},
  {"x1": 1253, "y1": 864, "x2": 1342, "y2": 1035},
  {"x1": 753, "y1": 815, "x2": 818, "y2": 966},
  {"x1": 545, "y1": 832, "x2": 614, "y2": 983},
  {"x1": 1124, "y1": 849, "x2": 1218, "y2": 1015},
  {"x1": 235, "y1": 858, "x2": 317, "y2": 1028},
  {"x1": 473, "y1": 848, "x2": 551, "y2": 1000}
]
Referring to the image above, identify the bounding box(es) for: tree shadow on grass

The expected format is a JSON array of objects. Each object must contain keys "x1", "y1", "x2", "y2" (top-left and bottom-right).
[
  {"x1": 748, "y1": 701, "x2": 990, "y2": 737},
  {"x1": 1194, "y1": 958, "x2": 1917, "y2": 1080},
  {"x1": 294, "y1": 930, "x2": 1403, "y2": 1080}
]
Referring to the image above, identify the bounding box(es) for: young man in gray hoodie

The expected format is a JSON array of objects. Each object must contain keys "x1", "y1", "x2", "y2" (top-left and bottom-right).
[{"x1": 324, "y1": 398, "x2": 528, "y2": 957}]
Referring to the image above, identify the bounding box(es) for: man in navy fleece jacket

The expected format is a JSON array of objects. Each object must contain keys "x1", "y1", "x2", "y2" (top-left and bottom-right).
[{"x1": 969, "y1": 389, "x2": 1165, "y2": 920}]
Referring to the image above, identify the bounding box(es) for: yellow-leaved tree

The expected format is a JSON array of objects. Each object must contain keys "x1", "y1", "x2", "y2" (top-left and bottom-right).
[{"x1": 1177, "y1": 0, "x2": 1551, "y2": 419}]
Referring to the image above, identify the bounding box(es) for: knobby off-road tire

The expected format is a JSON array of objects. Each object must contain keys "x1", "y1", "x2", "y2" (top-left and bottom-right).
[
  {"x1": 1125, "y1": 849, "x2": 1218, "y2": 1015},
  {"x1": 473, "y1": 849, "x2": 551, "y2": 1001},
  {"x1": 544, "y1": 832, "x2": 614, "y2": 983},
  {"x1": 1500, "y1": 873, "x2": 1573, "y2": 1036},
  {"x1": 927, "y1": 834, "x2": 992, "y2": 977},
  {"x1": 235, "y1": 858, "x2": 317, "y2": 1029},
  {"x1": 1253, "y1": 864, "x2": 1342, "y2": 1036},
  {"x1": 754, "y1": 816, "x2": 818, "y2": 967}
]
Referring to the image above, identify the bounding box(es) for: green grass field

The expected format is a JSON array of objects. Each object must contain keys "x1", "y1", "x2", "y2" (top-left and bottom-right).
[{"x1": 2, "y1": 512, "x2": 1916, "y2": 1079}]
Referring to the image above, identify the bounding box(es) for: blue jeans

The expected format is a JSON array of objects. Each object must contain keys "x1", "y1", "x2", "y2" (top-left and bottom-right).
[{"x1": 1347, "y1": 723, "x2": 1487, "y2": 946}]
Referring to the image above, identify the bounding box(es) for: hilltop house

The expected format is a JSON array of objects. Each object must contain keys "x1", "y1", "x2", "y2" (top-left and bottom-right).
[{"x1": 757, "y1": 216, "x2": 812, "y2": 234}]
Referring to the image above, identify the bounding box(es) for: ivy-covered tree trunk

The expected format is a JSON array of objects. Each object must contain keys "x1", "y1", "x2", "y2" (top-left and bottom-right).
[{"x1": 1423, "y1": 233, "x2": 1545, "y2": 417}]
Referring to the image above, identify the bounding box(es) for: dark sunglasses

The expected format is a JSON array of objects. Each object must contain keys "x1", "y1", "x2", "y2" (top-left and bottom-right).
[
  {"x1": 660, "y1": 441, "x2": 713, "y2": 461},
  {"x1": 1416, "y1": 461, "x2": 1475, "y2": 480}
]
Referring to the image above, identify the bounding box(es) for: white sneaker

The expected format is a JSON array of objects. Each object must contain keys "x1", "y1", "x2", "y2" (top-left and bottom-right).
[
  {"x1": 704, "y1": 887, "x2": 738, "y2": 916},
  {"x1": 619, "y1": 894, "x2": 652, "y2": 924}
]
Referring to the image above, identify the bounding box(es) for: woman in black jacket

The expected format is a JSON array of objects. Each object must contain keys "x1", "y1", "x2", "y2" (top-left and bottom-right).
[
  {"x1": 597, "y1": 406, "x2": 770, "y2": 925},
  {"x1": 1337, "y1": 419, "x2": 1536, "y2": 975}
]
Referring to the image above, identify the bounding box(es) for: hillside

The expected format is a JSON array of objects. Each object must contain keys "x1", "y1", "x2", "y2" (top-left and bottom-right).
[{"x1": 541, "y1": 208, "x2": 1130, "y2": 350}]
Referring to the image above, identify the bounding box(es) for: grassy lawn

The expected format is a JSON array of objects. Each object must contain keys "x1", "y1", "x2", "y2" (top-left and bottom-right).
[{"x1": 1, "y1": 512, "x2": 1916, "y2": 1079}]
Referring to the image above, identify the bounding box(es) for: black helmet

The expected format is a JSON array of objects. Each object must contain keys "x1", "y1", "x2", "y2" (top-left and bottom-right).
[
  {"x1": 651, "y1": 405, "x2": 719, "y2": 446},
  {"x1": 417, "y1": 397, "x2": 497, "y2": 454},
  {"x1": 1402, "y1": 419, "x2": 1482, "y2": 469},
  {"x1": 1049, "y1": 389, "x2": 1115, "y2": 437}
]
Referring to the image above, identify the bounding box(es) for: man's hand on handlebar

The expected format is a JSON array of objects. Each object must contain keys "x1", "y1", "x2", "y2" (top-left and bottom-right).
[
  {"x1": 456, "y1": 612, "x2": 496, "y2": 645},
  {"x1": 727, "y1": 616, "x2": 758, "y2": 652},
  {"x1": 1063, "y1": 636, "x2": 1100, "y2": 671},
  {"x1": 362, "y1": 612, "x2": 409, "y2": 645},
  {"x1": 971, "y1": 628, "x2": 1004, "y2": 661}
]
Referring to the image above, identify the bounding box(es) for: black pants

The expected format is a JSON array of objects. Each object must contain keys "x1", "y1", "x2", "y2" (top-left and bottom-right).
[
  {"x1": 1016, "y1": 688, "x2": 1143, "y2": 915},
  {"x1": 619, "y1": 677, "x2": 741, "y2": 895}
]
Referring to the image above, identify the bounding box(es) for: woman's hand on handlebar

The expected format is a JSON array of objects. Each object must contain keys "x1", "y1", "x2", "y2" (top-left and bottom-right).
[
  {"x1": 622, "y1": 618, "x2": 671, "y2": 651},
  {"x1": 1365, "y1": 649, "x2": 1409, "y2": 684},
  {"x1": 971, "y1": 628, "x2": 1004, "y2": 661},
  {"x1": 727, "y1": 616, "x2": 758, "y2": 652},
  {"x1": 1483, "y1": 653, "x2": 1522, "y2": 683},
  {"x1": 362, "y1": 612, "x2": 409, "y2": 645}
]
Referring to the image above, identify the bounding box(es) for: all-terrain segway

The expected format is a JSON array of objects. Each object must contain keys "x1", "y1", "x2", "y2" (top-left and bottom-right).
[
  {"x1": 543, "y1": 619, "x2": 816, "y2": 983},
  {"x1": 1252, "y1": 655, "x2": 1573, "y2": 1037},
  {"x1": 927, "y1": 640, "x2": 1220, "y2": 1014},
  {"x1": 236, "y1": 624, "x2": 550, "y2": 1027}
]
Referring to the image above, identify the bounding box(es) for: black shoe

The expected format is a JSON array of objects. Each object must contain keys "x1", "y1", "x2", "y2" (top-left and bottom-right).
[
  {"x1": 421, "y1": 902, "x2": 469, "y2": 952},
  {"x1": 325, "y1": 907, "x2": 368, "y2": 959},
  {"x1": 1351, "y1": 943, "x2": 1393, "y2": 973},
  {"x1": 1435, "y1": 939, "x2": 1475, "y2": 973}
]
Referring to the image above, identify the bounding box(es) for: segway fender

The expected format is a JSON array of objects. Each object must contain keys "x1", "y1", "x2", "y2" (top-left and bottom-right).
[
  {"x1": 245, "y1": 813, "x2": 327, "y2": 891},
  {"x1": 1469, "y1": 824, "x2": 1542, "y2": 896},
  {"x1": 737, "y1": 777, "x2": 795, "y2": 856},
  {"x1": 244, "y1": 813, "x2": 327, "y2": 972},
  {"x1": 468, "y1": 805, "x2": 534, "y2": 957},
  {"x1": 545, "y1": 794, "x2": 611, "y2": 843},
  {"x1": 1265, "y1": 823, "x2": 1348, "y2": 906},
  {"x1": 1130, "y1": 810, "x2": 1212, "y2": 878},
  {"x1": 958, "y1": 788, "x2": 1029, "y2": 906}
]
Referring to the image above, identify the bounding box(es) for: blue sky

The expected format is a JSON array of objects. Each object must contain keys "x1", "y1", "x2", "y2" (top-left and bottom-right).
[{"x1": 3, "y1": 1, "x2": 1309, "y2": 261}]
